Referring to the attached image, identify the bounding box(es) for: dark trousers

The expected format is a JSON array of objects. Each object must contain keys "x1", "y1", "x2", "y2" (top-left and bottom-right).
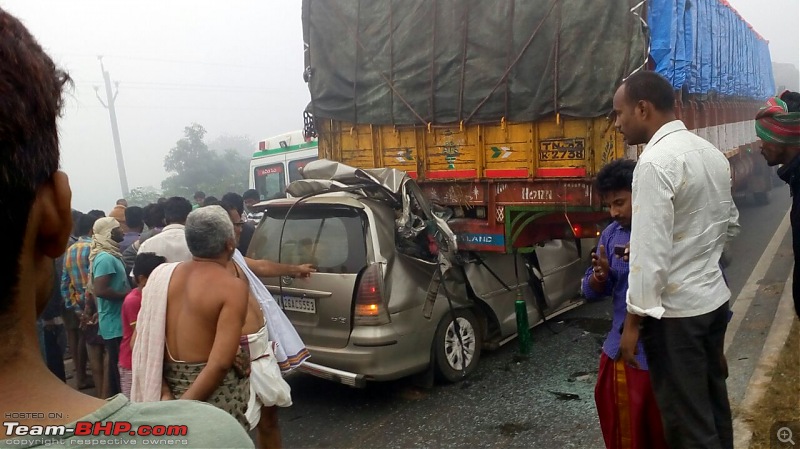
[
  {"x1": 42, "y1": 324, "x2": 66, "y2": 382},
  {"x1": 104, "y1": 337, "x2": 122, "y2": 396},
  {"x1": 641, "y1": 302, "x2": 733, "y2": 449},
  {"x1": 792, "y1": 261, "x2": 800, "y2": 318}
]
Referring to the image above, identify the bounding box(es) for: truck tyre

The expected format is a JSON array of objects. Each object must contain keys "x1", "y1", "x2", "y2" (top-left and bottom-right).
[
  {"x1": 433, "y1": 309, "x2": 482, "y2": 382},
  {"x1": 754, "y1": 191, "x2": 770, "y2": 205}
]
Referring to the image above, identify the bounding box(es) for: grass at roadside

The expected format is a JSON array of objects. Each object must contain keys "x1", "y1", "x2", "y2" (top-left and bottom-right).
[{"x1": 747, "y1": 320, "x2": 800, "y2": 448}]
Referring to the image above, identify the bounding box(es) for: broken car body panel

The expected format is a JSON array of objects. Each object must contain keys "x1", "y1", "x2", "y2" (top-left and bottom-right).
[{"x1": 249, "y1": 159, "x2": 589, "y2": 385}]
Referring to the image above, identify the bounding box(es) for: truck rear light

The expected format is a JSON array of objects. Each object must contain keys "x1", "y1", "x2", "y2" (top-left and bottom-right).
[
  {"x1": 566, "y1": 223, "x2": 602, "y2": 239},
  {"x1": 354, "y1": 264, "x2": 390, "y2": 326}
]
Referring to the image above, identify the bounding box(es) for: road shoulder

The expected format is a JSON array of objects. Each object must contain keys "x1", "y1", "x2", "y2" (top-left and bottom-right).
[{"x1": 732, "y1": 274, "x2": 799, "y2": 448}]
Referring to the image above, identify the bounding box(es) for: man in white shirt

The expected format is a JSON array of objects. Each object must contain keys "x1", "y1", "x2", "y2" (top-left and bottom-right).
[
  {"x1": 139, "y1": 197, "x2": 315, "y2": 278},
  {"x1": 137, "y1": 197, "x2": 194, "y2": 263},
  {"x1": 613, "y1": 71, "x2": 739, "y2": 449}
]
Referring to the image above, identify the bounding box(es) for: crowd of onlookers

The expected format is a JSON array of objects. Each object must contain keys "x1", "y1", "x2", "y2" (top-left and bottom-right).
[
  {"x1": 38, "y1": 189, "x2": 264, "y2": 399},
  {"x1": 32, "y1": 181, "x2": 314, "y2": 448}
]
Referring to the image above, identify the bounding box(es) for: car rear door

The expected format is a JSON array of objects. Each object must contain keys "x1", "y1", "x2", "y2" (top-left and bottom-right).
[{"x1": 248, "y1": 203, "x2": 370, "y2": 348}]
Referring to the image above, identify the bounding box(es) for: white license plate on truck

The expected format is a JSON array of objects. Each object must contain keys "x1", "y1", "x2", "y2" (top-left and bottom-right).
[{"x1": 279, "y1": 295, "x2": 316, "y2": 314}]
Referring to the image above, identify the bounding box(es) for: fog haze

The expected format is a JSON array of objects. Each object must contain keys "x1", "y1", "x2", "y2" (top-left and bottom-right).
[
  {"x1": 2, "y1": 0, "x2": 308, "y2": 212},
  {"x1": 1, "y1": 0, "x2": 798, "y2": 213}
]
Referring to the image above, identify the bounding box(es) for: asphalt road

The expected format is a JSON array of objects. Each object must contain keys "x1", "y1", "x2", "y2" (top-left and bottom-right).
[{"x1": 278, "y1": 186, "x2": 794, "y2": 449}]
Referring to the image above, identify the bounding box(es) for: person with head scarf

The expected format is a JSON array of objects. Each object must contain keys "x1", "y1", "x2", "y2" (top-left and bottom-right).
[
  {"x1": 89, "y1": 217, "x2": 130, "y2": 397},
  {"x1": 756, "y1": 90, "x2": 800, "y2": 319}
]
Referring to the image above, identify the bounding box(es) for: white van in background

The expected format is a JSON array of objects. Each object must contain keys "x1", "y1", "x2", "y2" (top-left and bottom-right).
[{"x1": 248, "y1": 130, "x2": 318, "y2": 202}]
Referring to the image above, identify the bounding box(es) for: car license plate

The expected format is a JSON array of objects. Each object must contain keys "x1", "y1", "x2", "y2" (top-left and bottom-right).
[{"x1": 279, "y1": 295, "x2": 316, "y2": 314}]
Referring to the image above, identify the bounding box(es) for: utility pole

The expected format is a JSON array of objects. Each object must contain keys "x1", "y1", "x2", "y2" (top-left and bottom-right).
[{"x1": 94, "y1": 56, "x2": 129, "y2": 198}]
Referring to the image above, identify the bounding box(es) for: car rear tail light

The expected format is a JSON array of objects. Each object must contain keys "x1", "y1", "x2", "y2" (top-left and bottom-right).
[{"x1": 354, "y1": 264, "x2": 390, "y2": 326}]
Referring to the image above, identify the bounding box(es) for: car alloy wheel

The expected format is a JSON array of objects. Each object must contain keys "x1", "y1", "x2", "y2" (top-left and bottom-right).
[
  {"x1": 433, "y1": 309, "x2": 482, "y2": 382},
  {"x1": 445, "y1": 317, "x2": 476, "y2": 370}
]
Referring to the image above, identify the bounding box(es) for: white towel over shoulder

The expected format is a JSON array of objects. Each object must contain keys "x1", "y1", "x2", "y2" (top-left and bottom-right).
[
  {"x1": 130, "y1": 262, "x2": 179, "y2": 402},
  {"x1": 232, "y1": 250, "x2": 309, "y2": 372}
]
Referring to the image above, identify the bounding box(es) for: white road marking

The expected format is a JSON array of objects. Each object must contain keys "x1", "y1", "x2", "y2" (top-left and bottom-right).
[{"x1": 724, "y1": 209, "x2": 791, "y2": 353}]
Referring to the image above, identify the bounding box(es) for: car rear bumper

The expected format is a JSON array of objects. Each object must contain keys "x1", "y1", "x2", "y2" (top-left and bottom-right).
[
  {"x1": 298, "y1": 361, "x2": 366, "y2": 388},
  {"x1": 298, "y1": 323, "x2": 433, "y2": 386}
]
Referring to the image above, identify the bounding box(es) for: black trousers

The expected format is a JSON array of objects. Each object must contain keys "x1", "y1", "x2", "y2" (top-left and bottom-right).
[
  {"x1": 641, "y1": 302, "x2": 733, "y2": 449},
  {"x1": 792, "y1": 261, "x2": 800, "y2": 318},
  {"x1": 104, "y1": 337, "x2": 122, "y2": 396}
]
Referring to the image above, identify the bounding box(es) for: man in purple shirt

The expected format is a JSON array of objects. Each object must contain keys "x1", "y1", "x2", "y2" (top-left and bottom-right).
[{"x1": 582, "y1": 159, "x2": 668, "y2": 449}]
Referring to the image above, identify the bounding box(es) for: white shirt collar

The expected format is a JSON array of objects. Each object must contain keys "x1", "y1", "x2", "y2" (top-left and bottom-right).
[
  {"x1": 643, "y1": 120, "x2": 687, "y2": 154},
  {"x1": 162, "y1": 223, "x2": 185, "y2": 231}
]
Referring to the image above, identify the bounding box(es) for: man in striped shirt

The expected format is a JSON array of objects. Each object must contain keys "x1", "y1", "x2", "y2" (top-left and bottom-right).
[
  {"x1": 60, "y1": 213, "x2": 98, "y2": 391},
  {"x1": 614, "y1": 71, "x2": 739, "y2": 449}
]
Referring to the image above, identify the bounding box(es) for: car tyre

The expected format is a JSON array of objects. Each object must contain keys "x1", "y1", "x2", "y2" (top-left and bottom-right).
[{"x1": 433, "y1": 309, "x2": 482, "y2": 383}]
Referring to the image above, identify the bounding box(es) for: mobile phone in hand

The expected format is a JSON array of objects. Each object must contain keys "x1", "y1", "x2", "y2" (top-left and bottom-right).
[{"x1": 614, "y1": 245, "x2": 627, "y2": 258}]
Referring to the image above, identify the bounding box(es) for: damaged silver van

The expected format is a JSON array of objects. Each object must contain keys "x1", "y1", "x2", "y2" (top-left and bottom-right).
[{"x1": 247, "y1": 160, "x2": 592, "y2": 387}]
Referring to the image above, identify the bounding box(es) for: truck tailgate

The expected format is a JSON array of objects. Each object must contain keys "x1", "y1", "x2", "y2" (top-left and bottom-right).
[{"x1": 317, "y1": 117, "x2": 624, "y2": 181}]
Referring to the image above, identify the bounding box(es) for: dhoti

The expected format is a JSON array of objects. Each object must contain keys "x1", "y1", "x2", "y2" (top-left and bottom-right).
[
  {"x1": 594, "y1": 353, "x2": 668, "y2": 449},
  {"x1": 164, "y1": 356, "x2": 251, "y2": 429},
  {"x1": 241, "y1": 324, "x2": 292, "y2": 429}
]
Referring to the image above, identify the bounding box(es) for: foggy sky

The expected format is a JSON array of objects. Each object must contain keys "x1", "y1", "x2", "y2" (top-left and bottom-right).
[
  {"x1": 2, "y1": 0, "x2": 310, "y2": 212},
  {"x1": 1, "y1": 0, "x2": 798, "y2": 213}
]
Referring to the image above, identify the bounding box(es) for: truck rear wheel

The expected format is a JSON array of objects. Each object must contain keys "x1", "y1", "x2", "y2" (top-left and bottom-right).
[{"x1": 433, "y1": 309, "x2": 482, "y2": 382}]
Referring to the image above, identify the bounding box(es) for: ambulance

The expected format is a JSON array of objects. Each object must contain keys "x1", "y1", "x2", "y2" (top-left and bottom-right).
[{"x1": 248, "y1": 130, "x2": 318, "y2": 201}]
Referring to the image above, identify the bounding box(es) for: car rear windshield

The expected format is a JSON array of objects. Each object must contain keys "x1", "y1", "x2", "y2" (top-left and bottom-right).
[{"x1": 251, "y1": 206, "x2": 368, "y2": 274}]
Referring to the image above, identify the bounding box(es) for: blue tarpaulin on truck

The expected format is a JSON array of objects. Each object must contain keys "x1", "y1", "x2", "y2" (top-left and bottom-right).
[{"x1": 648, "y1": 0, "x2": 775, "y2": 99}]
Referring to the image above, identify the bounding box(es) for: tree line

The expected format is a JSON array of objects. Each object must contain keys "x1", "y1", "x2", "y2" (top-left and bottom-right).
[{"x1": 126, "y1": 123, "x2": 253, "y2": 206}]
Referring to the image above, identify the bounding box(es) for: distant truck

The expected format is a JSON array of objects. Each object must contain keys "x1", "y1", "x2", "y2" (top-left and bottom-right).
[
  {"x1": 300, "y1": 0, "x2": 776, "y2": 253},
  {"x1": 248, "y1": 130, "x2": 317, "y2": 201}
]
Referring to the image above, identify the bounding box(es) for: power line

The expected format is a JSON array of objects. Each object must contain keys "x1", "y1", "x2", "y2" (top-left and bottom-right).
[
  {"x1": 74, "y1": 80, "x2": 277, "y2": 93},
  {"x1": 73, "y1": 104, "x2": 275, "y2": 111},
  {"x1": 122, "y1": 85, "x2": 273, "y2": 93},
  {"x1": 59, "y1": 52, "x2": 272, "y2": 70}
]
